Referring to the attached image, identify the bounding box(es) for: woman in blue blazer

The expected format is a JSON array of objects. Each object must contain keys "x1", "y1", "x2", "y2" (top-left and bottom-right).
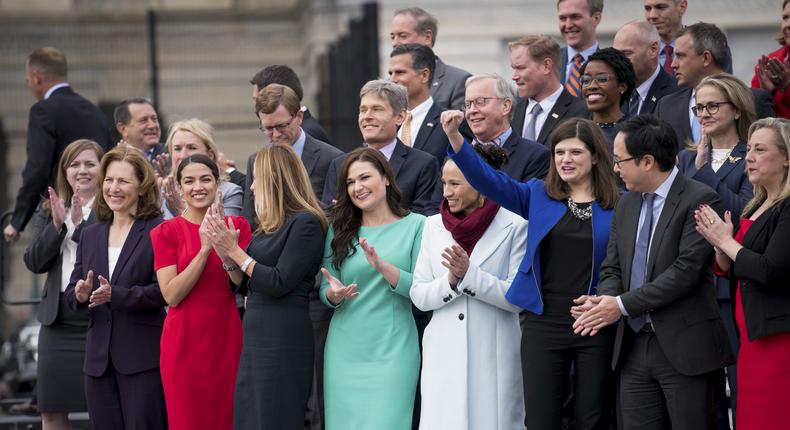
[
  {"x1": 677, "y1": 73, "x2": 756, "y2": 424},
  {"x1": 443, "y1": 114, "x2": 619, "y2": 430},
  {"x1": 65, "y1": 147, "x2": 167, "y2": 430}
]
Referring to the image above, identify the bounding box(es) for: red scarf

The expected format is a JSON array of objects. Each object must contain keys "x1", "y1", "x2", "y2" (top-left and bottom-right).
[{"x1": 440, "y1": 198, "x2": 500, "y2": 256}]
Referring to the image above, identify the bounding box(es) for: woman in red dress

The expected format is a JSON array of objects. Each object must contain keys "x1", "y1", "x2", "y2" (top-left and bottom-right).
[
  {"x1": 150, "y1": 154, "x2": 252, "y2": 429},
  {"x1": 696, "y1": 117, "x2": 790, "y2": 430},
  {"x1": 751, "y1": 0, "x2": 790, "y2": 119}
]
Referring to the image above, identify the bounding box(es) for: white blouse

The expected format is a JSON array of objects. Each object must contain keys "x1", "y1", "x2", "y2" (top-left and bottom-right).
[{"x1": 59, "y1": 198, "x2": 94, "y2": 292}]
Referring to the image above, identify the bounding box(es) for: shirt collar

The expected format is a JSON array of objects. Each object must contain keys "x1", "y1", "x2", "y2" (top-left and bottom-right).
[
  {"x1": 410, "y1": 96, "x2": 433, "y2": 118},
  {"x1": 568, "y1": 42, "x2": 599, "y2": 63},
  {"x1": 371, "y1": 138, "x2": 398, "y2": 161},
  {"x1": 636, "y1": 66, "x2": 661, "y2": 101},
  {"x1": 291, "y1": 127, "x2": 307, "y2": 158},
  {"x1": 44, "y1": 83, "x2": 70, "y2": 100},
  {"x1": 529, "y1": 85, "x2": 564, "y2": 110},
  {"x1": 653, "y1": 166, "x2": 679, "y2": 200}
]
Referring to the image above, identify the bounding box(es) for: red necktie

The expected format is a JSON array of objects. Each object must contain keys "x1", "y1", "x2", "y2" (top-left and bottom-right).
[
  {"x1": 565, "y1": 54, "x2": 584, "y2": 97},
  {"x1": 662, "y1": 45, "x2": 674, "y2": 75}
]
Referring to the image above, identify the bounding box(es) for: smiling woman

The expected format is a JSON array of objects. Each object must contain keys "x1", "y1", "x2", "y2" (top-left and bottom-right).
[{"x1": 580, "y1": 48, "x2": 637, "y2": 146}]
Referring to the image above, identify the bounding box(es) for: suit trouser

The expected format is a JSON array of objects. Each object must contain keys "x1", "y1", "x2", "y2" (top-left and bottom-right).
[
  {"x1": 521, "y1": 294, "x2": 615, "y2": 430},
  {"x1": 305, "y1": 292, "x2": 332, "y2": 430},
  {"x1": 84, "y1": 357, "x2": 167, "y2": 430},
  {"x1": 619, "y1": 331, "x2": 716, "y2": 430},
  {"x1": 714, "y1": 299, "x2": 738, "y2": 430}
]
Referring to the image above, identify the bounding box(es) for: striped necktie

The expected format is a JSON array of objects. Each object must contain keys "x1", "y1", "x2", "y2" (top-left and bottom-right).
[
  {"x1": 565, "y1": 54, "x2": 584, "y2": 97},
  {"x1": 400, "y1": 111, "x2": 413, "y2": 146}
]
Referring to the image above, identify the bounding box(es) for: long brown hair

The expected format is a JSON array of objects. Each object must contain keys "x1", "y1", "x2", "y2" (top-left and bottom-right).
[
  {"x1": 252, "y1": 144, "x2": 327, "y2": 234},
  {"x1": 47, "y1": 139, "x2": 104, "y2": 208},
  {"x1": 329, "y1": 148, "x2": 407, "y2": 269},
  {"x1": 545, "y1": 118, "x2": 619, "y2": 209},
  {"x1": 94, "y1": 147, "x2": 161, "y2": 222}
]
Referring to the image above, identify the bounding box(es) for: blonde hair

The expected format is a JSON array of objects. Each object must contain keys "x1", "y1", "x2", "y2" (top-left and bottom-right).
[
  {"x1": 252, "y1": 145, "x2": 327, "y2": 234},
  {"x1": 696, "y1": 74, "x2": 756, "y2": 143},
  {"x1": 743, "y1": 118, "x2": 790, "y2": 216},
  {"x1": 166, "y1": 118, "x2": 228, "y2": 180}
]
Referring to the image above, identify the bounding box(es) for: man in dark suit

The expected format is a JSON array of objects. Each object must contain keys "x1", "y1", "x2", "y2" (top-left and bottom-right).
[
  {"x1": 322, "y1": 80, "x2": 440, "y2": 215},
  {"x1": 388, "y1": 43, "x2": 453, "y2": 162},
  {"x1": 510, "y1": 35, "x2": 589, "y2": 147},
  {"x1": 460, "y1": 73, "x2": 550, "y2": 182},
  {"x1": 113, "y1": 97, "x2": 165, "y2": 162},
  {"x1": 657, "y1": 22, "x2": 774, "y2": 149},
  {"x1": 613, "y1": 21, "x2": 678, "y2": 117},
  {"x1": 4, "y1": 47, "x2": 110, "y2": 242},
  {"x1": 242, "y1": 83, "x2": 342, "y2": 430},
  {"x1": 557, "y1": 0, "x2": 602, "y2": 95},
  {"x1": 390, "y1": 7, "x2": 471, "y2": 111},
  {"x1": 573, "y1": 115, "x2": 734, "y2": 429},
  {"x1": 250, "y1": 65, "x2": 331, "y2": 146}
]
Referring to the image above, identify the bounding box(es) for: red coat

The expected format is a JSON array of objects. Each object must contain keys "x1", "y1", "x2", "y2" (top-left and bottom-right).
[{"x1": 751, "y1": 44, "x2": 790, "y2": 119}]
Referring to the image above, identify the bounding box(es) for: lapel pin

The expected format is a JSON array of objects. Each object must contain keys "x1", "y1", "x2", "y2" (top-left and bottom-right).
[
  {"x1": 651, "y1": 96, "x2": 657, "y2": 102},
  {"x1": 551, "y1": 113, "x2": 559, "y2": 119},
  {"x1": 728, "y1": 155, "x2": 742, "y2": 163},
  {"x1": 426, "y1": 122, "x2": 434, "y2": 128},
  {"x1": 433, "y1": 82, "x2": 439, "y2": 86}
]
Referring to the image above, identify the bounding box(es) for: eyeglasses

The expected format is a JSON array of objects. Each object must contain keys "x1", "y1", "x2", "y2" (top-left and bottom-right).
[
  {"x1": 691, "y1": 101, "x2": 732, "y2": 116},
  {"x1": 463, "y1": 97, "x2": 504, "y2": 110},
  {"x1": 258, "y1": 116, "x2": 295, "y2": 135},
  {"x1": 613, "y1": 156, "x2": 637, "y2": 167},
  {"x1": 580, "y1": 73, "x2": 612, "y2": 88}
]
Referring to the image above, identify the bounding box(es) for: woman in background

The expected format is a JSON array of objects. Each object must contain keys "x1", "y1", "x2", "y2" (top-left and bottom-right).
[{"x1": 580, "y1": 48, "x2": 637, "y2": 145}]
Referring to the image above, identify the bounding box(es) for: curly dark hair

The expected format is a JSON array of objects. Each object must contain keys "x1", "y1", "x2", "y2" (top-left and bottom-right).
[
  {"x1": 328, "y1": 148, "x2": 408, "y2": 270},
  {"x1": 580, "y1": 47, "x2": 637, "y2": 108}
]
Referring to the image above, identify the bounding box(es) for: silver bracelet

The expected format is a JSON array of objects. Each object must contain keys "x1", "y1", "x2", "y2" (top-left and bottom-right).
[{"x1": 240, "y1": 256, "x2": 254, "y2": 273}]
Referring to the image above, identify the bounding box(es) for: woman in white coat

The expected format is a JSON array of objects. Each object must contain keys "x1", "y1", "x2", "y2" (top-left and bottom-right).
[{"x1": 411, "y1": 143, "x2": 527, "y2": 430}]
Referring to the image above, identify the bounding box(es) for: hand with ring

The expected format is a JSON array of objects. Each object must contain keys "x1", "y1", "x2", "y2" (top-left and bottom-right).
[{"x1": 694, "y1": 204, "x2": 733, "y2": 248}]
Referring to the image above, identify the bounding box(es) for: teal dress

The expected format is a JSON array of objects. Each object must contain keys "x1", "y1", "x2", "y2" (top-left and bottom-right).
[{"x1": 320, "y1": 212, "x2": 425, "y2": 430}]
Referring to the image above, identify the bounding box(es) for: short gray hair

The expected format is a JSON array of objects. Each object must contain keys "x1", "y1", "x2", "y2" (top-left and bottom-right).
[
  {"x1": 394, "y1": 7, "x2": 439, "y2": 46},
  {"x1": 360, "y1": 79, "x2": 408, "y2": 113},
  {"x1": 619, "y1": 20, "x2": 660, "y2": 45},
  {"x1": 465, "y1": 73, "x2": 516, "y2": 105}
]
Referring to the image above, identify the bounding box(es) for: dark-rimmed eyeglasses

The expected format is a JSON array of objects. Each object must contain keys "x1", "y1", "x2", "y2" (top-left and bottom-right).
[
  {"x1": 580, "y1": 73, "x2": 612, "y2": 88},
  {"x1": 691, "y1": 101, "x2": 732, "y2": 117},
  {"x1": 258, "y1": 116, "x2": 295, "y2": 135},
  {"x1": 463, "y1": 97, "x2": 504, "y2": 110},
  {"x1": 613, "y1": 156, "x2": 638, "y2": 167}
]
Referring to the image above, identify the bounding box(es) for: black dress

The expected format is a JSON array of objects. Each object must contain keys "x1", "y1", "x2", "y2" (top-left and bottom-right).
[{"x1": 234, "y1": 212, "x2": 326, "y2": 429}]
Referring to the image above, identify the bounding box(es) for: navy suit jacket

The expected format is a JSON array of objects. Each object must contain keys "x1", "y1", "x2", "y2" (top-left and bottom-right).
[
  {"x1": 677, "y1": 141, "x2": 752, "y2": 299},
  {"x1": 657, "y1": 86, "x2": 775, "y2": 149},
  {"x1": 243, "y1": 133, "x2": 343, "y2": 228},
  {"x1": 65, "y1": 217, "x2": 167, "y2": 377},
  {"x1": 638, "y1": 68, "x2": 678, "y2": 115},
  {"x1": 500, "y1": 132, "x2": 551, "y2": 182},
  {"x1": 322, "y1": 140, "x2": 440, "y2": 216},
  {"x1": 410, "y1": 102, "x2": 474, "y2": 162},
  {"x1": 511, "y1": 89, "x2": 589, "y2": 147},
  {"x1": 12, "y1": 86, "x2": 111, "y2": 231},
  {"x1": 303, "y1": 108, "x2": 332, "y2": 146}
]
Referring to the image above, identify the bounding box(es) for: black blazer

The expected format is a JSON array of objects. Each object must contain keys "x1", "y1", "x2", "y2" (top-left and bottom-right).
[
  {"x1": 597, "y1": 173, "x2": 735, "y2": 375},
  {"x1": 303, "y1": 109, "x2": 332, "y2": 146},
  {"x1": 11, "y1": 86, "x2": 111, "y2": 231},
  {"x1": 728, "y1": 198, "x2": 790, "y2": 341},
  {"x1": 65, "y1": 217, "x2": 167, "y2": 377},
  {"x1": 322, "y1": 140, "x2": 440, "y2": 216},
  {"x1": 409, "y1": 102, "x2": 474, "y2": 163},
  {"x1": 499, "y1": 132, "x2": 550, "y2": 182},
  {"x1": 677, "y1": 141, "x2": 752, "y2": 300},
  {"x1": 511, "y1": 89, "x2": 589, "y2": 147},
  {"x1": 24, "y1": 206, "x2": 96, "y2": 326},
  {"x1": 639, "y1": 68, "x2": 678, "y2": 115},
  {"x1": 657, "y1": 86, "x2": 776, "y2": 149},
  {"x1": 243, "y1": 133, "x2": 343, "y2": 228}
]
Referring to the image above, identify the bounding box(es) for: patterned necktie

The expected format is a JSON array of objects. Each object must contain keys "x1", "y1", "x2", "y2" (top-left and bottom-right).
[
  {"x1": 662, "y1": 45, "x2": 674, "y2": 75},
  {"x1": 565, "y1": 54, "x2": 584, "y2": 97},
  {"x1": 523, "y1": 103, "x2": 543, "y2": 141},
  {"x1": 472, "y1": 137, "x2": 503, "y2": 147},
  {"x1": 628, "y1": 193, "x2": 656, "y2": 333},
  {"x1": 400, "y1": 111, "x2": 413, "y2": 146}
]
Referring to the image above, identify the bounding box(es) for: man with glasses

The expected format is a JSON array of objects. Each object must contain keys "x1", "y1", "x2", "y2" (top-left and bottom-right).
[
  {"x1": 454, "y1": 73, "x2": 549, "y2": 182},
  {"x1": 573, "y1": 115, "x2": 734, "y2": 429},
  {"x1": 656, "y1": 22, "x2": 774, "y2": 149}
]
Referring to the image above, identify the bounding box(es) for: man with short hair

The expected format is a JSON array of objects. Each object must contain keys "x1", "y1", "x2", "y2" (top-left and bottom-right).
[
  {"x1": 613, "y1": 21, "x2": 678, "y2": 116},
  {"x1": 462, "y1": 73, "x2": 550, "y2": 182},
  {"x1": 509, "y1": 35, "x2": 589, "y2": 146},
  {"x1": 114, "y1": 97, "x2": 164, "y2": 161},
  {"x1": 656, "y1": 22, "x2": 774, "y2": 147},
  {"x1": 322, "y1": 80, "x2": 440, "y2": 215},
  {"x1": 390, "y1": 7, "x2": 471, "y2": 111},
  {"x1": 250, "y1": 65, "x2": 331, "y2": 145},
  {"x1": 4, "y1": 47, "x2": 110, "y2": 242},
  {"x1": 388, "y1": 43, "x2": 461, "y2": 162},
  {"x1": 573, "y1": 115, "x2": 734, "y2": 429},
  {"x1": 557, "y1": 0, "x2": 603, "y2": 96}
]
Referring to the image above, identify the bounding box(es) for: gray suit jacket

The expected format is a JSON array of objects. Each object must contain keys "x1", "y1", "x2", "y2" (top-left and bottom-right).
[
  {"x1": 24, "y1": 205, "x2": 96, "y2": 326},
  {"x1": 431, "y1": 58, "x2": 471, "y2": 111},
  {"x1": 242, "y1": 133, "x2": 343, "y2": 228},
  {"x1": 597, "y1": 173, "x2": 735, "y2": 375}
]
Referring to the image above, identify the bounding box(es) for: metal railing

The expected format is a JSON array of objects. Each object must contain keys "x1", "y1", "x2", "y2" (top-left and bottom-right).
[{"x1": 0, "y1": 210, "x2": 41, "y2": 306}]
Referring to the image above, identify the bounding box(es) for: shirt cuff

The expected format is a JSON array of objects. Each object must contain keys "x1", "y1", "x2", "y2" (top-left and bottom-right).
[{"x1": 616, "y1": 296, "x2": 629, "y2": 316}]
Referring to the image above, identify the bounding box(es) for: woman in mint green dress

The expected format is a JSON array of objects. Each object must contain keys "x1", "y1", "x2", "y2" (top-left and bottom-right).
[{"x1": 320, "y1": 148, "x2": 425, "y2": 430}]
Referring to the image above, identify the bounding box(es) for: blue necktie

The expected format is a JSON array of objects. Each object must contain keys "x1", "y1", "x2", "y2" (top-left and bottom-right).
[
  {"x1": 626, "y1": 92, "x2": 640, "y2": 119},
  {"x1": 628, "y1": 193, "x2": 655, "y2": 333},
  {"x1": 691, "y1": 94, "x2": 701, "y2": 143}
]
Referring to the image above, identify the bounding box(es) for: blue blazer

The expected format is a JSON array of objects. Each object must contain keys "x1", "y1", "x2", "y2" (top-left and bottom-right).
[
  {"x1": 449, "y1": 141, "x2": 613, "y2": 315},
  {"x1": 65, "y1": 217, "x2": 167, "y2": 377}
]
